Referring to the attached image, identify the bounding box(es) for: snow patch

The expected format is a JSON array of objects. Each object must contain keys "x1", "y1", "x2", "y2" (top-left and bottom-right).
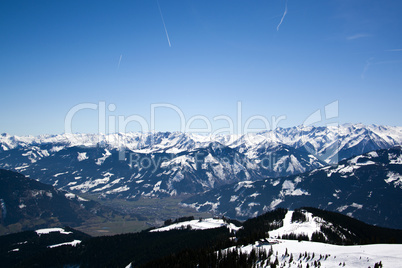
[
  {"x1": 249, "y1": 193, "x2": 260, "y2": 198},
  {"x1": 337, "y1": 205, "x2": 348, "y2": 212},
  {"x1": 95, "y1": 149, "x2": 112, "y2": 165},
  {"x1": 48, "y1": 240, "x2": 81, "y2": 248},
  {"x1": 235, "y1": 181, "x2": 254, "y2": 192},
  {"x1": 350, "y1": 203, "x2": 363, "y2": 209},
  {"x1": 269, "y1": 198, "x2": 283, "y2": 210},
  {"x1": 236, "y1": 239, "x2": 402, "y2": 268},
  {"x1": 230, "y1": 195, "x2": 238, "y2": 202},
  {"x1": 151, "y1": 218, "x2": 241, "y2": 233},
  {"x1": 65, "y1": 193, "x2": 76, "y2": 199},
  {"x1": 36, "y1": 228, "x2": 72, "y2": 236},
  {"x1": 77, "y1": 152, "x2": 88, "y2": 161},
  {"x1": 106, "y1": 185, "x2": 130, "y2": 194},
  {"x1": 385, "y1": 171, "x2": 402, "y2": 188},
  {"x1": 281, "y1": 180, "x2": 310, "y2": 196}
]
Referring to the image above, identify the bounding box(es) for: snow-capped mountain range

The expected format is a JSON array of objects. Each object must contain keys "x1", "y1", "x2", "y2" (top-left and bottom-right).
[
  {"x1": 182, "y1": 147, "x2": 402, "y2": 229},
  {"x1": 0, "y1": 124, "x2": 401, "y2": 200}
]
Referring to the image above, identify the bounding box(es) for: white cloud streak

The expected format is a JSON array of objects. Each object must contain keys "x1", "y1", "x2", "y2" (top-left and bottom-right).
[
  {"x1": 277, "y1": 0, "x2": 288, "y2": 31},
  {"x1": 157, "y1": 0, "x2": 171, "y2": 47},
  {"x1": 347, "y1": 33, "x2": 371, "y2": 40}
]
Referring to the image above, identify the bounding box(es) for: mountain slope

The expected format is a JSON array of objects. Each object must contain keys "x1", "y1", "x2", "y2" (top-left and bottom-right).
[
  {"x1": 0, "y1": 169, "x2": 124, "y2": 235},
  {"x1": 182, "y1": 147, "x2": 402, "y2": 229},
  {"x1": 0, "y1": 227, "x2": 90, "y2": 267}
]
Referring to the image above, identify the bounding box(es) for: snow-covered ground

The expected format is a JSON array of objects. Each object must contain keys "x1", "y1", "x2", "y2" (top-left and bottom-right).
[
  {"x1": 48, "y1": 240, "x2": 81, "y2": 249},
  {"x1": 35, "y1": 228, "x2": 72, "y2": 236},
  {"x1": 269, "y1": 210, "x2": 323, "y2": 239},
  {"x1": 152, "y1": 212, "x2": 402, "y2": 266},
  {"x1": 230, "y1": 210, "x2": 402, "y2": 267},
  {"x1": 238, "y1": 239, "x2": 402, "y2": 267},
  {"x1": 150, "y1": 218, "x2": 241, "y2": 233}
]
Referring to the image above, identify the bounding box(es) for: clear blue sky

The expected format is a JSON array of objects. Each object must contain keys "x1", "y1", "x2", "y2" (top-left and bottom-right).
[{"x1": 1, "y1": 0, "x2": 402, "y2": 135}]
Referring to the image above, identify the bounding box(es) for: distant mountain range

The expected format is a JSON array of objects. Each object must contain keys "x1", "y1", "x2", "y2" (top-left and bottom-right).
[
  {"x1": 182, "y1": 147, "x2": 402, "y2": 229},
  {"x1": 0, "y1": 124, "x2": 401, "y2": 200}
]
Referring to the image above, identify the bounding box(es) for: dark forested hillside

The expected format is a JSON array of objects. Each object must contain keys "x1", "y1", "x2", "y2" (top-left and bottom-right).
[
  {"x1": 2, "y1": 207, "x2": 402, "y2": 267},
  {"x1": 0, "y1": 169, "x2": 132, "y2": 235},
  {"x1": 0, "y1": 227, "x2": 91, "y2": 268},
  {"x1": 303, "y1": 207, "x2": 402, "y2": 245},
  {"x1": 7, "y1": 227, "x2": 232, "y2": 268}
]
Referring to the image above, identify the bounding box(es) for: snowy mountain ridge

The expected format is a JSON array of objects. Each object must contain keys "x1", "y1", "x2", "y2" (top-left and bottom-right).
[
  {"x1": 2, "y1": 124, "x2": 402, "y2": 163},
  {"x1": 0, "y1": 124, "x2": 401, "y2": 202},
  {"x1": 182, "y1": 147, "x2": 402, "y2": 229}
]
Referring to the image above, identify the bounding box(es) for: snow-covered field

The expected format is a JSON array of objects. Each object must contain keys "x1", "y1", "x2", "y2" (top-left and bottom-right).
[
  {"x1": 238, "y1": 239, "x2": 402, "y2": 267},
  {"x1": 35, "y1": 227, "x2": 72, "y2": 235},
  {"x1": 269, "y1": 210, "x2": 324, "y2": 239},
  {"x1": 234, "y1": 210, "x2": 402, "y2": 267},
  {"x1": 151, "y1": 213, "x2": 402, "y2": 267},
  {"x1": 150, "y1": 218, "x2": 241, "y2": 233}
]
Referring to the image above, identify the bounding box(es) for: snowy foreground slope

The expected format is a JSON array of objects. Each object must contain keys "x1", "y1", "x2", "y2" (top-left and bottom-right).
[
  {"x1": 260, "y1": 211, "x2": 402, "y2": 267},
  {"x1": 237, "y1": 240, "x2": 402, "y2": 268},
  {"x1": 145, "y1": 212, "x2": 402, "y2": 267},
  {"x1": 268, "y1": 210, "x2": 322, "y2": 239}
]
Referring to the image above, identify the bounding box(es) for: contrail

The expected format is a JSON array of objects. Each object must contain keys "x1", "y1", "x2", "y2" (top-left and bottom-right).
[
  {"x1": 277, "y1": 0, "x2": 288, "y2": 31},
  {"x1": 361, "y1": 58, "x2": 402, "y2": 79},
  {"x1": 361, "y1": 57, "x2": 373, "y2": 80},
  {"x1": 157, "y1": 0, "x2": 171, "y2": 47},
  {"x1": 117, "y1": 54, "x2": 122, "y2": 70}
]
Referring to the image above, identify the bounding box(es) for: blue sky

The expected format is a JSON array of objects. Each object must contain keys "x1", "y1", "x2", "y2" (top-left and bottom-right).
[{"x1": 1, "y1": 0, "x2": 402, "y2": 135}]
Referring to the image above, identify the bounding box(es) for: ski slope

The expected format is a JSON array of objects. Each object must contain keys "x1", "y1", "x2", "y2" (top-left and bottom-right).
[
  {"x1": 269, "y1": 210, "x2": 322, "y2": 239},
  {"x1": 239, "y1": 239, "x2": 402, "y2": 267},
  {"x1": 150, "y1": 218, "x2": 241, "y2": 233}
]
